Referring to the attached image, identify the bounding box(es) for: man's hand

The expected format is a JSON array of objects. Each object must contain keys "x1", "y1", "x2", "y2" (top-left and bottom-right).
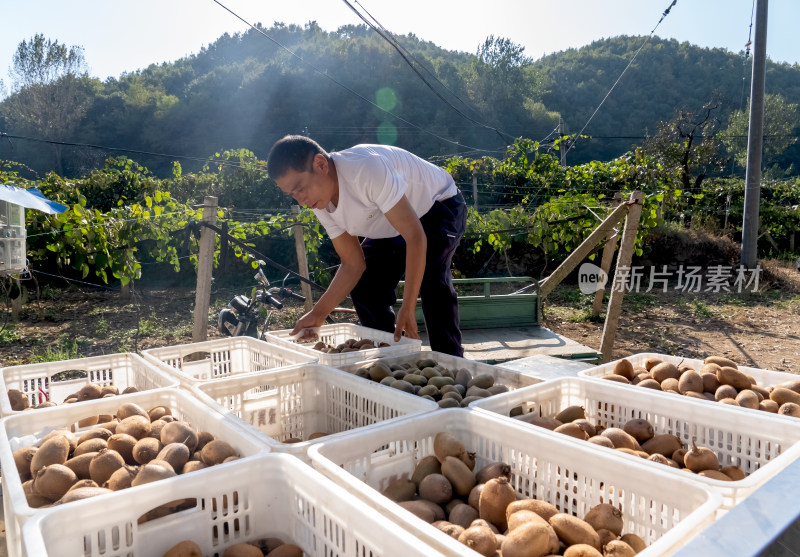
[
  {"x1": 291, "y1": 310, "x2": 326, "y2": 339},
  {"x1": 394, "y1": 305, "x2": 420, "y2": 341}
]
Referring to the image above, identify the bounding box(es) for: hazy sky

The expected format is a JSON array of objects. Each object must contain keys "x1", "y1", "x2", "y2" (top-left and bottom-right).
[{"x1": 1, "y1": 0, "x2": 797, "y2": 87}]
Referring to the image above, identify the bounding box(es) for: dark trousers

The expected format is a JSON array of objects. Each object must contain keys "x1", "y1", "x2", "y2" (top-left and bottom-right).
[{"x1": 350, "y1": 191, "x2": 467, "y2": 357}]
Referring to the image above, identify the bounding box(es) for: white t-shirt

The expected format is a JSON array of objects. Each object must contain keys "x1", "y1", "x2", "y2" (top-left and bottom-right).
[{"x1": 313, "y1": 144, "x2": 458, "y2": 239}]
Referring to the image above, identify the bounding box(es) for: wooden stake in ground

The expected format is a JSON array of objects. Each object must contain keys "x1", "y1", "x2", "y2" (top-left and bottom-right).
[
  {"x1": 291, "y1": 205, "x2": 313, "y2": 312},
  {"x1": 599, "y1": 191, "x2": 645, "y2": 362},
  {"x1": 192, "y1": 196, "x2": 218, "y2": 343},
  {"x1": 592, "y1": 193, "x2": 623, "y2": 316}
]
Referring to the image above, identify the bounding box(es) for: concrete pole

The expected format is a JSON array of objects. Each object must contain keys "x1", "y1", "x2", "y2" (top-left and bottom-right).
[
  {"x1": 472, "y1": 172, "x2": 479, "y2": 211},
  {"x1": 192, "y1": 196, "x2": 218, "y2": 343},
  {"x1": 291, "y1": 205, "x2": 313, "y2": 312},
  {"x1": 740, "y1": 0, "x2": 768, "y2": 268}
]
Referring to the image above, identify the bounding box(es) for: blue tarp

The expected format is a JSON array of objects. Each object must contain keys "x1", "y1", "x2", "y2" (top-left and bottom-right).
[{"x1": 0, "y1": 184, "x2": 67, "y2": 214}]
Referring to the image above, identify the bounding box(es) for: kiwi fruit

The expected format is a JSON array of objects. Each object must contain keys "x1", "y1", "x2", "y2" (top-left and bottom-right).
[
  {"x1": 63, "y1": 452, "x2": 98, "y2": 480},
  {"x1": 721, "y1": 465, "x2": 746, "y2": 481},
  {"x1": 222, "y1": 543, "x2": 263, "y2": 557},
  {"x1": 116, "y1": 402, "x2": 149, "y2": 421},
  {"x1": 468, "y1": 483, "x2": 484, "y2": 509},
  {"x1": 433, "y1": 432, "x2": 466, "y2": 463},
  {"x1": 31, "y1": 435, "x2": 71, "y2": 476},
  {"x1": 419, "y1": 473, "x2": 453, "y2": 504},
  {"x1": 684, "y1": 438, "x2": 719, "y2": 473},
  {"x1": 637, "y1": 379, "x2": 662, "y2": 390},
  {"x1": 411, "y1": 455, "x2": 441, "y2": 486},
  {"x1": 475, "y1": 461, "x2": 511, "y2": 484},
  {"x1": 56, "y1": 486, "x2": 113, "y2": 504},
  {"x1": 13, "y1": 446, "x2": 37, "y2": 481},
  {"x1": 549, "y1": 513, "x2": 601, "y2": 549},
  {"x1": 398, "y1": 500, "x2": 437, "y2": 523},
  {"x1": 714, "y1": 384, "x2": 738, "y2": 401},
  {"x1": 620, "y1": 533, "x2": 647, "y2": 553},
  {"x1": 8, "y1": 388, "x2": 30, "y2": 411},
  {"x1": 78, "y1": 428, "x2": 113, "y2": 445},
  {"x1": 478, "y1": 476, "x2": 517, "y2": 531},
  {"x1": 132, "y1": 460, "x2": 176, "y2": 487},
  {"x1": 33, "y1": 464, "x2": 78, "y2": 501},
  {"x1": 555, "y1": 422, "x2": 590, "y2": 440},
  {"x1": 596, "y1": 528, "x2": 618, "y2": 549},
  {"x1": 182, "y1": 461, "x2": 208, "y2": 474},
  {"x1": 507, "y1": 509, "x2": 549, "y2": 531},
  {"x1": 678, "y1": 370, "x2": 704, "y2": 394},
  {"x1": 76, "y1": 383, "x2": 103, "y2": 401},
  {"x1": 650, "y1": 362, "x2": 680, "y2": 383},
  {"x1": 67, "y1": 479, "x2": 100, "y2": 492},
  {"x1": 600, "y1": 428, "x2": 639, "y2": 451},
  {"x1": 116, "y1": 415, "x2": 152, "y2": 440},
  {"x1": 641, "y1": 434, "x2": 683, "y2": 457},
  {"x1": 449, "y1": 503, "x2": 480, "y2": 529},
  {"x1": 506, "y1": 499, "x2": 559, "y2": 523},
  {"x1": 621, "y1": 419, "x2": 654, "y2": 443},
  {"x1": 200, "y1": 439, "x2": 238, "y2": 466},
  {"x1": 602, "y1": 374, "x2": 631, "y2": 384},
  {"x1": 515, "y1": 414, "x2": 563, "y2": 430},
  {"x1": 717, "y1": 366, "x2": 751, "y2": 390},
  {"x1": 771, "y1": 387, "x2": 800, "y2": 407},
  {"x1": 587, "y1": 436, "x2": 615, "y2": 449},
  {"x1": 501, "y1": 521, "x2": 558, "y2": 557},
  {"x1": 434, "y1": 521, "x2": 465, "y2": 539},
  {"x1": 89, "y1": 449, "x2": 126, "y2": 485},
  {"x1": 157, "y1": 443, "x2": 191, "y2": 472},
  {"x1": 382, "y1": 478, "x2": 416, "y2": 502},
  {"x1": 699, "y1": 469, "x2": 733, "y2": 481},
  {"x1": 105, "y1": 464, "x2": 138, "y2": 491},
  {"x1": 442, "y1": 455, "x2": 476, "y2": 497},
  {"x1": 705, "y1": 356, "x2": 738, "y2": 369},
  {"x1": 701, "y1": 372, "x2": 721, "y2": 393},
  {"x1": 760, "y1": 399, "x2": 780, "y2": 413},
  {"x1": 613, "y1": 358, "x2": 635, "y2": 380},
  {"x1": 603, "y1": 540, "x2": 637, "y2": 557},
  {"x1": 266, "y1": 544, "x2": 303, "y2": 557},
  {"x1": 107, "y1": 433, "x2": 138, "y2": 464},
  {"x1": 778, "y1": 402, "x2": 800, "y2": 417},
  {"x1": 563, "y1": 545, "x2": 603, "y2": 557},
  {"x1": 458, "y1": 524, "x2": 497, "y2": 557},
  {"x1": 555, "y1": 405, "x2": 586, "y2": 423},
  {"x1": 735, "y1": 389, "x2": 760, "y2": 409},
  {"x1": 147, "y1": 405, "x2": 172, "y2": 421},
  {"x1": 161, "y1": 421, "x2": 199, "y2": 452},
  {"x1": 162, "y1": 540, "x2": 203, "y2": 557},
  {"x1": 133, "y1": 437, "x2": 163, "y2": 465},
  {"x1": 582, "y1": 503, "x2": 623, "y2": 536}
]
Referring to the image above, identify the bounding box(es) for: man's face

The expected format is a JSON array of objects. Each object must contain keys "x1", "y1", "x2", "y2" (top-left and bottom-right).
[{"x1": 275, "y1": 154, "x2": 334, "y2": 210}]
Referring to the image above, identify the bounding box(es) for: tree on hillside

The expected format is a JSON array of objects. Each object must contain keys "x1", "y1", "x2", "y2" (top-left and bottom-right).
[
  {"x1": 641, "y1": 99, "x2": 727, "y2": 197},
  {"x1": 719, "y1": 93, "x2": 799, "y2": 171},
  {"x1": 1, "y1": 34, "x2": 93, "y2": 174}
]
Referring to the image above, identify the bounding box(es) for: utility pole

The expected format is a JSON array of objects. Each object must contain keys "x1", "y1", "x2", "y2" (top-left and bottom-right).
[
  {"x1": 559, "y1": 117, "x2": 567, "y2": 167},
  {"x1": 740, "y1": 0, "x2": 768, "y2": 268}
]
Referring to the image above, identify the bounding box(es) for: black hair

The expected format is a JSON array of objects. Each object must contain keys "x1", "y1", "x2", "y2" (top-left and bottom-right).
[{"x1": 267, "y1": 135, "x2": 329, "y2": 179}]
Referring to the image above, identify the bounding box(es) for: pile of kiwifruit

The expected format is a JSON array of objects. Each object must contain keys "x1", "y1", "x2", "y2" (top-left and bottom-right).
[
  {"x1": 305, "y1": 337, "x2": 390, "y2": 354},
  {"x1": 600, "y1": 355, "x2": 800, "y2": 418},
  {"x1": 381, "y1": 432, "x2": 646, "y2": 557},
  {"x1": 354, "y1": 358, "x2": 508, "y2": 408},
  {"x1": 282, "y1": 431, "x2": 328, "y2": 444},
  {"x1": 512, "y1": 405, "x2": 745, "y2": 482},
  {"x1": 12, "y1": 401, "x2": 240, "y2": 510},
  {"x1": 7, "y1": 382, "x2": 139, "y2": 412},
  {"x1": 162, "y1": 539, "x2": 301, "y2": 557}
]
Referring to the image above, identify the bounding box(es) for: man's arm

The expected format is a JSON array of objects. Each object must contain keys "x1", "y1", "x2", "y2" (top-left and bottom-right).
[
  {"x1": 290, "y1": 232, "x2": 365, "y2": 335},
  {"x1": 384, "y1": 195, "x2": 426, "y2": 341}
]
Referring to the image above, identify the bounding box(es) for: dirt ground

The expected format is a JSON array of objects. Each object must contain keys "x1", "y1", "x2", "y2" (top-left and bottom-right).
[{"x1": 2, "y1": 259, "x2": 800, "y2": 373}]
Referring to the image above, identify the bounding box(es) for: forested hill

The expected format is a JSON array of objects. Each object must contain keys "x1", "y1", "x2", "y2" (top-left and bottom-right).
[
  {"x1": 2, "y1": 24, "x2": 799, "y2": 177},
  {"x1": 536, "y1": 35, "x2": 800, "y2": 163}
]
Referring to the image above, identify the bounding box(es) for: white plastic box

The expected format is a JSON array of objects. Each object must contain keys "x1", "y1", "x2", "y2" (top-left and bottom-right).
[
  {"x1": 141, "y1": 336, "x2": 317, "y2": 387},
  {"x1": 471, "y1": 377, "x2": 800, "y2": 511},
  {"x1": 193, "y1": 363, "x2": 438, "y2": 459},
  {"x1": 340, "y1": 350, "x2": 543, "y2": 394},
  {"x1": 0, "y1": 388, "x2": 267, "y2": 557},
  {"x1": 22, "y1": 453, "x2": 445, "y2": 557},
  {"x1": 0, "y1": 352, "x2": 178, "y2": 417},
  {"x1": 264, "y1": 322, "x2": 422, "y2": 366},
  {"x1": 308, "y1": 408, "x2": 722, "y2": 557}
]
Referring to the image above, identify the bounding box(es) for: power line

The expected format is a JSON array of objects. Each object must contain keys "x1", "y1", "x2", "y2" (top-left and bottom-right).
[
  {"x1": 341, "y1": 0, "x2": 514, "y2": 145},
  {"x1": 565, "y1": 0, "x2": 678, "y2": 157},
  {"x1": 211, "y1": 0, "x2": 489, "y2": 153}
]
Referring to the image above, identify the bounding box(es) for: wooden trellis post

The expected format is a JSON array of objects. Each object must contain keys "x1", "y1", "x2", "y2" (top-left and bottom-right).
[
  {"x1": 599, "y1": 191, "x2": 645, "y2": 361},
  {"x1": 192, "y1": 196, "x2": 218, "y2": 343},
  {"x1": 592, "y1": 193, "x2": 623, "y2": 316}
]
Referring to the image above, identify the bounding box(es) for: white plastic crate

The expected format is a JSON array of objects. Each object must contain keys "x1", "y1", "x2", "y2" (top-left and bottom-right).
[
  {"x1": 340, "y1": 350, "x2": 543, "y2": 397},
  {"x1": 581, "y1": 352, "x2": 800, "y2": 397},
  {"x1": 0, "y1": 388, "x2": 267, "y2": 557},
  {"x1": 0, "y1": 352, "x2": 178, "y2": 417},
  {"x1": 308, "y1": 408, "x2": 722, "y2": 557},
  {"x1": 264, "y1": 322, "x2": 422, "y2": 366},
  {"x1": 471, "y1": 377, "x2": 800, "y2": 511},
  {"x1": 193, "y1": 363, "x2": 438, "y2": 459},
  {"x1": 22, "y1": 453, "x2": 444, "y2": 557},
  {"x1": 141, "y1": 336, "x2": 317, "y2": 387}
]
